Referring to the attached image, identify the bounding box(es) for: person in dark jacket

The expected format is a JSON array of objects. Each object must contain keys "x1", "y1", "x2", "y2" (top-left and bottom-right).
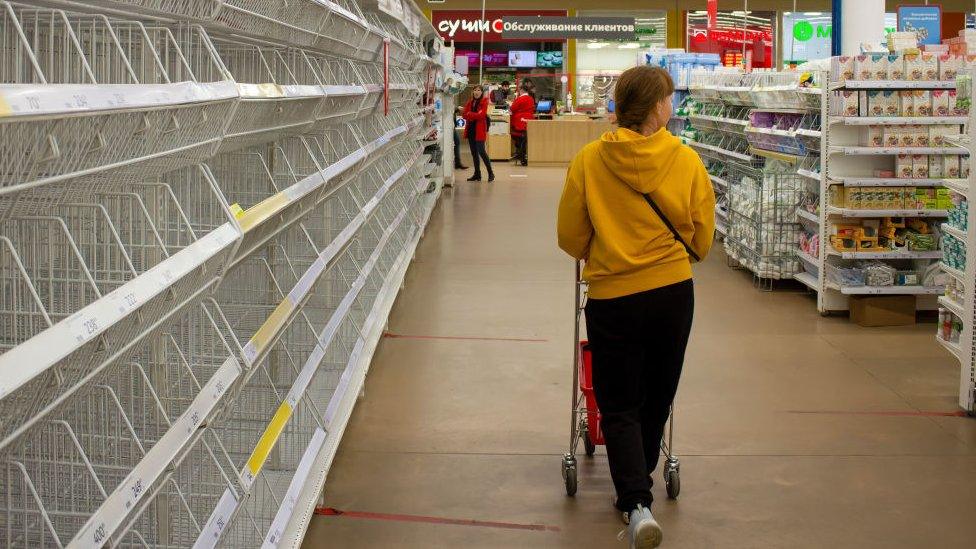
[
  {"x1": 509, "y1": 81, "x2": 536, "y2": 166},
  {"x1": 461, "y1": 85, "x2": 494, "y2": 182}
]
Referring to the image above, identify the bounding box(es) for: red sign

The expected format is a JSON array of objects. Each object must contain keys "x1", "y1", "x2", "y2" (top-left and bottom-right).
[
  {"x1": 431, "y1": 10, "x2": 567, "y2": 42},
  {"x1": 707, "y1": 0, "x2": 718, "y2": 30}
]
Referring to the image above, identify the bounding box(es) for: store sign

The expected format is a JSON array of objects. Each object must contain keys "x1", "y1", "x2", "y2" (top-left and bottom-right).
[
  {"x1": 898, "y1": 5, "x2": 942, "y2": 46},
  {"x1": 501, "y1": 16, "x2": 636, "y2": 40},
  {"x1": 783, "y1": 12, "x2": 898, "y2": 64},
  {"x1": 431, "y1": 10, "x2": 567, "y2": 42}
]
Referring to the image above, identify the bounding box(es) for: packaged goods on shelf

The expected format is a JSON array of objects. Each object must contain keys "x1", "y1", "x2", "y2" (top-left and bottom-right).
[
  {"x1": 938, "y1": 308, "x2": 964, "y2": 345},
  {"x1": 947, "y1": 195, "x2": 969, "y2": 230},
  {"x1": 942, "y1": 232, "x2": 967, "y2": 271}
]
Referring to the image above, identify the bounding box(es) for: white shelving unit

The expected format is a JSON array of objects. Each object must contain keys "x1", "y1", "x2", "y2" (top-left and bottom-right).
[
  {"x1": 808, "y1": 66, "x2": 966, "y2": 314},
  {"x1": 0, "y1": 1, "x2": 452, "y2": 547},
  {"x1": 936, "y1": 71, "x2": 976, "y2": 414}
]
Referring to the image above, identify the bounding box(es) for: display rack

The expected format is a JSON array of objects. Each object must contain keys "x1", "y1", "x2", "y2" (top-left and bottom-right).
[
  {"x1": 936, "y1": 68, "x2": 976, "y2": 415},
  {"x1": 0, "y1": 0, "x2": 448, "y2": 547},
  {"x1": 808, "y1": 61, "x2": 967, "y2": 314},
  {"x1": 687, "y1": 71, "x2": 818, "y2": 287}
]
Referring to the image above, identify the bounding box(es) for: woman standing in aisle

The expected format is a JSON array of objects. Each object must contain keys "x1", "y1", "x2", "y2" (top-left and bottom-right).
[
  {"x1": 509, "y1": 80, "x2": 536, "y2": 166},
  {"x1": 557, "y1": 66, "x2": 715, "y2": 548},
  {"x1": 461, "y1": 85, "x2": 494, "y2": 182}
]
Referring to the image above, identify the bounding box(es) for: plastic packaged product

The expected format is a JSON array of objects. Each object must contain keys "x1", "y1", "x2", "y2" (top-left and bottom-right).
[
  {"x1": 866, "y1": 91, "x2": 885, "y2": 116},
  {"x1": 896, "y1": 154, "x2": 914, "y2": 178},
  {"x1": 932, "y1": 90, "x2": 950, "y2": 116},
  {"x1": 962, "y1": 155, "x2": 970, "y2": 178},
  {"x1": 914, "y1": 155, "x2": 930, "y2": 179}
]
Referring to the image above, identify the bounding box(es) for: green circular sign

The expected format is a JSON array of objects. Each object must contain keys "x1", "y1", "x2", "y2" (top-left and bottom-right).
[{"x1": 794, "y1": 21, "x2": 814, "y2": 42}]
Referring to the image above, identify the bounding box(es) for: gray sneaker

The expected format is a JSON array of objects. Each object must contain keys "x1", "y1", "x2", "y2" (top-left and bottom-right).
[{"x1": 617, "y1": 504, "x2": 662, "y2": 548}]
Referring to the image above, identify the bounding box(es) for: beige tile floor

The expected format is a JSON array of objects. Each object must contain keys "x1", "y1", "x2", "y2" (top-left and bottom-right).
[{"x1": 303, "y1": 163, "x2": 976, "y2": 548}]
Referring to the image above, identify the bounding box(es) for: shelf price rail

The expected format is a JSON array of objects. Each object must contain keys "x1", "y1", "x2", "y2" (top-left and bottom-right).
[{"x1": 0, "y1": 110, "x2": 432, "y2": 547}]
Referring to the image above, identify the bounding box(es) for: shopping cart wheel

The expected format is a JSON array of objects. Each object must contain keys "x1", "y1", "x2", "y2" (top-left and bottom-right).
[
  {"x1": 562, "y1": 454, "x2": 578, "y2": 496},
  {"x1": 583, "y1": 434, "x2": 596, "y2": 457},
  {"x1": 664, "y1": 469, "x2": 680, "y2": 499}
]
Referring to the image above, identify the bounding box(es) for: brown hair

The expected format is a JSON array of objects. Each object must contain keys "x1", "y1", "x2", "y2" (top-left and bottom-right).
[{"x1": 613, "y1": 66, "x2": 675, "y2": 131}]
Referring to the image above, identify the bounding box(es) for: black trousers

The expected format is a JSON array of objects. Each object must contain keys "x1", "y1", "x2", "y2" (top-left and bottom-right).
[
  {"x1": 512, "y1": 134, "x2": 527, "y2": 162},
  {"x1": 468, "y1": 137, "x2": 492, "y2": 177},
  {"x1": 584, "y1": 279, "x2": 694, "y2": 512}
]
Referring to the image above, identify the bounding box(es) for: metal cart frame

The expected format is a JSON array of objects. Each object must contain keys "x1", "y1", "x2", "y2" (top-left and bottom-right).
[{"x1": 561, "y1": 262, "x2": 681, "y2": 499}]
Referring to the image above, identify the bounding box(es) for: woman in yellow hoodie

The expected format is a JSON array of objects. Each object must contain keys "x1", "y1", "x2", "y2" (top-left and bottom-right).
[{"x1": 557, "y1": 66, "x2": 715, "y2": 548}]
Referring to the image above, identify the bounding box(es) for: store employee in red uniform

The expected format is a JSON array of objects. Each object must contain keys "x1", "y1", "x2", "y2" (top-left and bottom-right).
[{"x1": 509, "y1": 80, "x2": 536, "y2": 166}]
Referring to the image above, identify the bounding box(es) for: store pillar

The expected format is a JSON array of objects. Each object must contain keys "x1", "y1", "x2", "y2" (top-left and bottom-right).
[{"x1": 833, "y1": 0, "x2": 885, "y2": 56}]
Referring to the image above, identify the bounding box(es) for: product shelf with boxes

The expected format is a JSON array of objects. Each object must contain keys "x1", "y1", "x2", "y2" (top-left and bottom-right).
[
  {"x1": 809, "y1": 52, "x2": 975, "y2": 315},
  {"x1": 0, "y1": 0, "x2": 449, "y2": 547},
  {"x1": 935, "y1": 66, "x2": 976, "y2": 414}
]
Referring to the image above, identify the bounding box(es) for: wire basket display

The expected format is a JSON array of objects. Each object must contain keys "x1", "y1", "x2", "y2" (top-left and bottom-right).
[
  {"x1": 725, "y1": 159, "x2": 805, "y2": 283},
  {"x1": 0, "y1": 3, "x2": 237, "y2": 216}
]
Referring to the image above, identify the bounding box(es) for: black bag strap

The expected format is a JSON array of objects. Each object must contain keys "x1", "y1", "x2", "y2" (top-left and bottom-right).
[{"x1": 641, "y1": 193, "x2": 701, "y2": 262}]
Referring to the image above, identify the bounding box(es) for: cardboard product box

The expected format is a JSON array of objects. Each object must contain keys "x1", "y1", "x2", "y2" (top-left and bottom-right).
[
  {"x1": 859, "y1": 91, "x2": 870, "y2": 117},
  {"x1": 929, "y1": 155, "x2": 944, "y2": 178},
  {"x1": 962, "y1": 155, "x2": 971, "y2": 178},
  {"x1": 904, "y1": 53, "x2": 924, "y2": 80},
  {"x1": 888, "y1": 54, "x2": 905, "y2": 80},
  {"x1": 872, "y1": 53, "x2": 890, "y2": 80},
  {"x1": 832, "y1": 56, "x2": 855, "y2": 82},
  {"x1": 901, "y1": 187, "x2": 916, "y2": 208},
  {"x1": 855, "y1": 55, "x2": 874, "y2": 81},
  {"x1": 919, "y1": 53, "x2": 938, "y2": 80},
  {"x1": 929, "y1": 125, "x2": 955, "y2": 147},
  {"x1": 834, "y1": 91, "x2": 860, "y2": 116},
  {"x1": 915, "y1": 187, "x2": 938, "y2": 209},
  {"x1": 898, "y1": 126, "x2": 915, "y2": 147},
  {"x1": 866, "y1": 126, "x2": 884, "y2": 147},
  {"x1": 896, "y1": 154, "x2": 914, "y2": 178},
  {"x1": 913, "y1": 125, "x2": 929, "y2": 147},
  {"x1": 883, "y1": 127, "x2": 901, "y2": 147},
  {"x1": 900, "y1": 91, "x2": 916, "y2": 116},
  {"x1": 850, "y1": 295, "x2": 916, "y2": 327},
  {"x1": 939, "y1": 54, "x2": 964, "y2": 81},
  {"x1": 866, "y1": 90, "x2": 885, "y2": 116},
  {"x1": 915, "y1": 91, "x2": 932, "y2": 116},
  {"x1": 846, "y1": 187, "x2": 862, "y2": 209},
  {"x1": 829, "y1": 185, "x2": 846, "y2": 207},
  {"x1": 937, "y1": 187, "x2": 953, "y2": 210},
  {"x1": 944, "y1": 155, "x2": 961, "y2": 178},
  {"x1": 912, "y1": 155, "x2": 930, "y2": 178},
  {"x1": 882, "y1": 91, "x2": 900, "y2": 116},
  {"x1": 931, "y1": 90, "x2": 951, "y2": 116}
]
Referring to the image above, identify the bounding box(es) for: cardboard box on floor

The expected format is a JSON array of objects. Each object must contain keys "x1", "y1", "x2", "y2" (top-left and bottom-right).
[{"x1": 849, "y1": 295, "x2": 916, "y2": 327}]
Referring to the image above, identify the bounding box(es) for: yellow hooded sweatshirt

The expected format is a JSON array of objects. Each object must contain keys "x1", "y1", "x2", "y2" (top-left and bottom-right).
[{"x1": 557, "y1": 127, "x2": 716, "y2": 300}]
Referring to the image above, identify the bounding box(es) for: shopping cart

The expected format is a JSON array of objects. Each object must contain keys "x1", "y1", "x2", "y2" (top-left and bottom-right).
[{"x1": 561, "y1": 262, "x2": 681, "y2": 499}]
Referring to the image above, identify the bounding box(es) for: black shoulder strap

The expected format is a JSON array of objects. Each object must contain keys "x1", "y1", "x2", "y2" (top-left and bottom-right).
[{"x1": 641, "y1": 193, "x2": 701, "y2": 262}]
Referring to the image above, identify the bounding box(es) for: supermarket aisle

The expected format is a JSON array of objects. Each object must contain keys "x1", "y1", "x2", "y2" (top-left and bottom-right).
[{"x1": 303, "y1": 163, "x2": 976, "y2": 548}]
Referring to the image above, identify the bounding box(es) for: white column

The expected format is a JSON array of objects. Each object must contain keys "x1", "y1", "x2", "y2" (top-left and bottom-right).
[{"x1": 840, "y1": 0, "x2": 886, "y2": 55}]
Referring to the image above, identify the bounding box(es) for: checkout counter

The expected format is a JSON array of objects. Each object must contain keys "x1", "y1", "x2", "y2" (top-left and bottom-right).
[{"x1": 526, "y1": 114, "x2": 614, "y2": 165}]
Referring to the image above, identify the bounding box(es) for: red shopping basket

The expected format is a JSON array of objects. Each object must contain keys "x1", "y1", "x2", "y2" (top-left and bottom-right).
[{"x1": 578, "y1": 341, "x2": 604, "y2": 446}]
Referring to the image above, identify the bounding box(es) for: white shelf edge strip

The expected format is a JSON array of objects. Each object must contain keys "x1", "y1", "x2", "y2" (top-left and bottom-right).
[
  {"x1": 240, "y1": 148, "x2": 424, "y2": 367},
  {"x1": 831, "y1": 116, "x2": 968, "y2": 126},
  {"x1": 69, "y1": 357, "x2": 242, "y2": 549},
  {"x1": 0, "y1": 223, "x2": 239, "y2": 400},
  {"x1": 261, "y1": 428, "x2": 328, "y2": 548},
  {"x1": 276, "y1": 196, "x2": 433, "y2": 548},
  {"x1": 201, "y1": 205, "x2": 417, "y2": 547},
  {"x1": 836, "y1": 177, "x2": 964, "y2": 187}
]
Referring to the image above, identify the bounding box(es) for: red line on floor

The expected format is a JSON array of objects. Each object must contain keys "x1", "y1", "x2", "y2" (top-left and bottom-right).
[
  {"x1": 314, "y1": 507, "x2": 561, "y2": 532},
  {"x1": 383, "y1": 332, "x2": 548, "y2": 343},
  {"x1": 787, "y1": 410, "x2": 968, "y2": 417}
]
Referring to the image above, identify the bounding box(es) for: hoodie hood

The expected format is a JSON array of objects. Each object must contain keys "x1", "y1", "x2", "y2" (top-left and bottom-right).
[{"x1": 598, "y1": 127, "x2": 683, "y2": 194}]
